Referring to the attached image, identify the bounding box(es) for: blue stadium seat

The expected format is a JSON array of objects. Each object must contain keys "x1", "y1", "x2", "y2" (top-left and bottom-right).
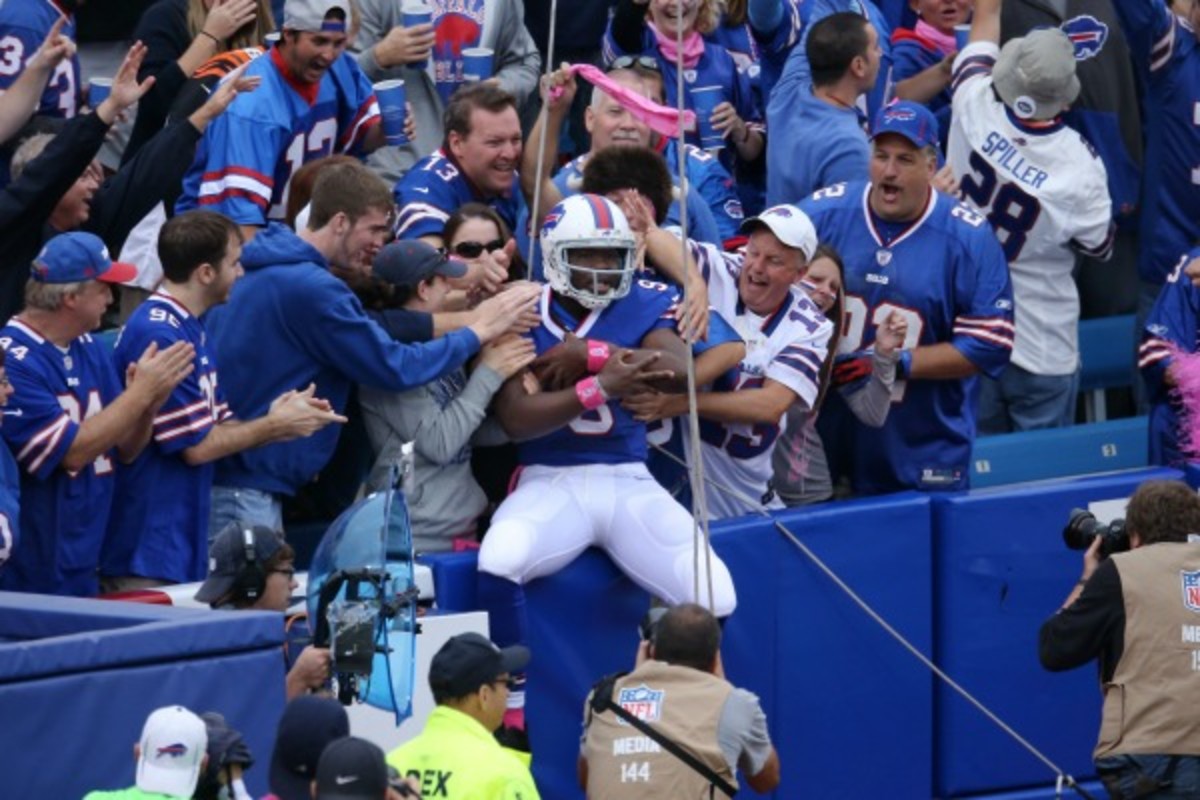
[
  {"x1": 971, "y1": 416, "x2": 1148, "y2": 487},
  {"x1": 1078, "y1": 314, "x2": 1136, "y2": 421}
]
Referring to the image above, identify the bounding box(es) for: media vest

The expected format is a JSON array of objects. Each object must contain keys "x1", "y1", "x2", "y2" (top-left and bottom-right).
[
  {"x1": 1095, "y1": 542, "x2": 1200, "y2": 759},
  {"x1": 584, "y1": 659, "x2": 737, "y2": 799}
]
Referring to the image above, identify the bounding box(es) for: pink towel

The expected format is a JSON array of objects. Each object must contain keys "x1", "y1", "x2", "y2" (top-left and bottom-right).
[{"x1": 549, "y1": 63, "x2": 697, "y2": 138}]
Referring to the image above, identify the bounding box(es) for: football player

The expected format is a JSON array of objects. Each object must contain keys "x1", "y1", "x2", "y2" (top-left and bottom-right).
[{"x1": 477, "y1": 193, "x2": 739, "y2": 737}]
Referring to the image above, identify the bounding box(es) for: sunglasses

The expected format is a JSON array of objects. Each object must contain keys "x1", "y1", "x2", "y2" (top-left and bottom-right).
[
  {"x1": 451, "y1": 239, "x2": 505, "y2": 259},
  {"x1": 610, "y1": 55, "x2": 661, "y2": 73}
]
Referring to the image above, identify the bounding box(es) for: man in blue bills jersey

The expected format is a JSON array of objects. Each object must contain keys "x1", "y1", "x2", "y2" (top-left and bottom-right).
[
  {"x1": 799, "y1": 100, "x2": 1014, "y2": 495},
  {"x1": 477, "y1": 193, "x2": 738, "y2": 739},
  {"x1": 176, "y1": 0, "x2": 383, "y2": 234},
  {"x1": 0, "y1": 232, "x2": 195, "y2": 596},
  {"x1": 101, "y1": 211, "x2": 345, "y2": 592},
  {"x1": 392, "y1": 82, "x2": 526, "y2": 251}
]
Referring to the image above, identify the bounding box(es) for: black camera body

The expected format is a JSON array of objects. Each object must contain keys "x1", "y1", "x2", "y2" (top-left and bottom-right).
[{"x1": 1063, "y1": 508, "x2": 1131, "y2": 559}]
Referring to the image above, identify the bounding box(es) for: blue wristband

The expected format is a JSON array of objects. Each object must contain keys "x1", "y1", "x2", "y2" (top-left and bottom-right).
[{"x1": 897, "y1": 350, "x2": 912, "y2": 380}]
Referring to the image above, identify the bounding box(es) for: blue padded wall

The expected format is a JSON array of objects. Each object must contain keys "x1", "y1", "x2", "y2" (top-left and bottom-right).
[
  {"x1": 0, "y1": 594, "x2": 286, "y2": 798},
  {"x1": 421, "y1": 491, "x2": 934, "y2": 798}
]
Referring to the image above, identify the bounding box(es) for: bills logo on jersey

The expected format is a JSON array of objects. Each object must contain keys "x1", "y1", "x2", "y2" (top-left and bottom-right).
[
  {"x1": 1182, "y1": 570, "x2": 1200, "y2": 613},
  {"x1": 616, "y1": 685, "x2": 664, "y2": 724},
  {"x1": 1060, "y1": 16, "x2": 1109, "y2": 60}
]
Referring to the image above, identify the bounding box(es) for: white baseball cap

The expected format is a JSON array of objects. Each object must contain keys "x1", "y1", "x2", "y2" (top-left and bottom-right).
[
  {"x1": 282, "y1": 0, "x2": 351, "y2": 32},
  {"x1": 137, "y1": 706, "x2": 208, "y2": 799},
  {"x1": 992, "y1": 28, "x2": 1080, "y2": 120},
  {"x1": 739, "y1": 205, "x2": 819, "y2": 261}
]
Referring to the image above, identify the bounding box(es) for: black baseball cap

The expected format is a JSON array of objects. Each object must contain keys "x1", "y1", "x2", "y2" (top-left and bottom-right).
[
  {"x1": 194, "y1": 523, "x2": 286, "y2": 605},
  {"x1": 314, "y1": 737, "x2": 388, "y2": 800},
  {"x1": 428, "y1": 632, "x2": 530, "y2": 697},
  {"x1": 372, "y1": 240, "x2": 467, "y2": 288},
  {"x1": 270, "y1": 697, "x2": 350, "y2": 800}
]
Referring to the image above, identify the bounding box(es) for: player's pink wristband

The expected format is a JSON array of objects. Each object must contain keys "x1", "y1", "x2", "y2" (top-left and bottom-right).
[
  {"x1": 575, "y1": 376, "x2": 608, "y2": 410},
  {"x1": 586, "y1": 340, "x2": 612, "y2": 373}
]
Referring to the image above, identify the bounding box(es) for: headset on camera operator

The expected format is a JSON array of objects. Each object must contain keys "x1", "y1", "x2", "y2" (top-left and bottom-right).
[
  {"x1": 1040, "y1": 480, "x2": 1200, "y2": 799},
  {"x1": 194, "y1": 523, "x2": 332, "y2": 700}
]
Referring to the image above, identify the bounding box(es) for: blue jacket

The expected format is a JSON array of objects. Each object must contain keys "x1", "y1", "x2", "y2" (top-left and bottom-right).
[{"x1": 206, "y1": 224, "x2": 481, "y2": 495}]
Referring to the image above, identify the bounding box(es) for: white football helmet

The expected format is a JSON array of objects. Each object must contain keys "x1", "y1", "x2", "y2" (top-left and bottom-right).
[{"x1": 540, "y1": 194, "x2": 636, "y2": 310}]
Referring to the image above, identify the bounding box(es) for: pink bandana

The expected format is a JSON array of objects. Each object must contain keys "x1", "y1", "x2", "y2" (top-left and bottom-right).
[
  {"x1": 549, "y1": 63, "x2": 698, "y2": 138},
  {"x1": 647, "y1": 21, "x2": 706, "y2": 69},
  {"x1": 915, "y1": 19, "x2": 957, "y2": 55}
]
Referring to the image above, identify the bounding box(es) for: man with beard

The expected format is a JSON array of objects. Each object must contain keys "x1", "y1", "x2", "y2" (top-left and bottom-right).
[
  {"x1": 203, "y1": 161, "x2": 537, "y2": 536},
  {"x1": 798, "y1": 100, "x2": 1014, "y2": 495}
]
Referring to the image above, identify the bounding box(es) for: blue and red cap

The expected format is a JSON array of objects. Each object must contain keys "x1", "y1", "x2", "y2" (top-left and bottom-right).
[
  {"x1": 870, "y1": 101, "x2": 940, "y2": 151},
  {"x1": 31, "y1": 232, "x2": 138, "y2": 285}
]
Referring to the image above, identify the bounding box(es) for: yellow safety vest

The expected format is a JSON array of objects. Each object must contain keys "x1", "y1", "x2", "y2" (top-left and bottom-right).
[{"x1": 387, "y1": 706, "x2": 541, "y2": 800}]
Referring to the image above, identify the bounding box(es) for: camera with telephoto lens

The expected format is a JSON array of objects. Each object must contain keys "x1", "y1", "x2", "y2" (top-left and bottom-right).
[{"x1": 1062, "y1": 508, "x2": 1131, "y2": 559}]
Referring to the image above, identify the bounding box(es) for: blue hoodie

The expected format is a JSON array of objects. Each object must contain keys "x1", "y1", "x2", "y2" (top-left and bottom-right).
[{"x1": 205, "y1": 223, "x2": 480, "y2": 495}]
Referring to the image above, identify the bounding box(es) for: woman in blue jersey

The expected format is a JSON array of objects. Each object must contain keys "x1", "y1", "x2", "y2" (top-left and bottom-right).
[{"x1": 604, "y1": 0, "x2": 767, "y2": 213}]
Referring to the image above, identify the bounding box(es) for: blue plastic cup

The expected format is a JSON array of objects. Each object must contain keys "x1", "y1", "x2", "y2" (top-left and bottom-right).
[
  {"x1": 402, "y1": 1, "x2": 434, "y2": 70},
  {"x1": 689, "y1": 85, "x2": 725, "y2": 151},
  {"x1": 461, "y1": 47, "x2": 494, "y2": 82},
  {"x1": 374, "y1": 79, "x2": 408, "y2": 146},
  {"x1": 88, "y1": 78, "x2": 112, "y2": 108},
  {"x1": 954, "y1": 24, "x2": 970, "y2": 50}
]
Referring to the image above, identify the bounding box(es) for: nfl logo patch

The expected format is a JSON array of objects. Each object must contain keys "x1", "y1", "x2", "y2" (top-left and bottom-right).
[
  {"x1": 1182, "y1": 571, "x2": 1200, "y2": 613},
  {"x1": 617, "y1": 684, "x2": 665, "y2": 725}
]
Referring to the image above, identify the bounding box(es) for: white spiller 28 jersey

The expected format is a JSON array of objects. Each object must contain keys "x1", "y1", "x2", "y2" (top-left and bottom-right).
[
  {"x1": 690, "y1": 240, "x2": 833, "y2": 519},
  {"x1": 948, "y1": 40, "x2": 1114, "y2": 376}
]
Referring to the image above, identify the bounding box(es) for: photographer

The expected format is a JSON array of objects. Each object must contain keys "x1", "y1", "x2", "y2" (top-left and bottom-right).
[
  {"x1": 1039, "y1": 480, "x2": 1200, "y2": 799},
  {"x1": 580, "y1": 604, "x2": 780, "y2": 798}
]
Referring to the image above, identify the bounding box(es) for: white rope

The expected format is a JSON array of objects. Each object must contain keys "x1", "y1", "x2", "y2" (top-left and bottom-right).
[
  {"x1": 670, "y1": 0, "x2": 717, "y2": 615},
  {"x1": 649, "y1": 441, "x2": 1097, "y2": 800},
  {"x1": 525, "y1": 0, "x2": 561, "y2": 277}
]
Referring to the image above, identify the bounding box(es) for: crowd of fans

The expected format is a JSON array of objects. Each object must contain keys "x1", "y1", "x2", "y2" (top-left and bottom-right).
[{"x1": 0, "y1": 0, "x2": 1198, "y2": 790}]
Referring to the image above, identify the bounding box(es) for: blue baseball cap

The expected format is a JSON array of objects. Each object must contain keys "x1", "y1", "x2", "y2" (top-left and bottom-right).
[
  {"x1": 31, "y1": 232, "x2": 139, "y2": 285},
  {"x1": 871, "y1": 101, "x2": 940, "y2": 150}
]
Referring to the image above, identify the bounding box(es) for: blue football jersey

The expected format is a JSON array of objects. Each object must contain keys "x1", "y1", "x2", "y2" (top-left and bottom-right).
[
  {"x1": 1110, "y1": 0, "x2": 1200, "y2": 283},
  {"x1": 661, "y1": 140, "x2": 746, "y2": 243},
  {"x1": 177, "y1": 49, "x2": 380, "y2": 225},
  {"x1": 0, "y1": 320, "x2": 122, "y2": 596},
  {"x1": 1138, "y1": 248, "x2": 1200, "y2": 466},
  {"x1": 0, "y1": 0, "x2": 79, "y2": 119},
  {"x1": 393, "y1": 148, "x2": 526, "y2": 240},
  {"x1": 0, "y1": 440, "x2": 19, "y2": 576},
  {"x1": 707, "y1": 0, "x2": 804, "y2": 117},
  {"x1": 102, "y1": 294, "x2": 232, "y2": 584},
  {"x1": 799, "y1": 181, "x2": 1014, "y2": 494},
  {"x1": 517, "y1": 282, "x2": 681, "y2": 467},
  {"x1": 645, "y1": 307, "x2": 745, "y2": 504}
]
